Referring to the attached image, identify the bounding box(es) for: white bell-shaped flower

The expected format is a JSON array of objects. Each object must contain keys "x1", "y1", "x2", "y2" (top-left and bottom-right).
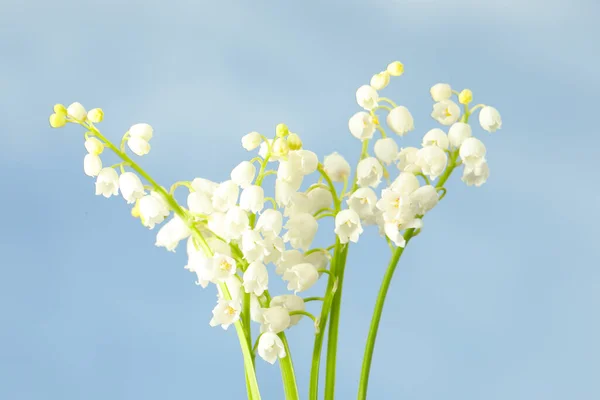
[
  {"x1": 127, "y1": 137, "x2": 151, "y2": 156},
  {"x1": 422, "y1": 128, "x2": 449, "y2": 150},
  {"x1": 390, "y1": 172, "x2": 420, "y2": 196},
  {"x1": 334, "y1": 209, "x2": 363, "y2": 244},
  {"x1": 263, "y1": 235, "x2": 284, "y2": 265},
  {"x1": 284, "y1": 192, "x2": 311, "y2": 217},
  {"x1": 356, "y1": 85, "x2": 379, "y2": 110},
  {"x1": 187, "y1": 191, "x2": 213, "y2": 215},
  {"x1": 396, "y1": 147, "x2": 421, "y2": 174},
  {"x1": 257, "y1": 332, "x2": 286, "y2": 364},
  {"x1": 283, "y1": 213, "x2": 318, "y2": 251},
  {"x1": 95, "y1": 168, "x2": 119, "y2": 198},
  {"x1": 479, "y1": 106, "x2": 502, "y2": 133},
  {"x1": 83, "y1": 154, "x2": 102, "y2": 177},
  {"x1": 283, "y1": 262, "x2": 319, "y2": 293},
  {"x1": 223, "y1": 206, "x2": 249, "y2": 241},
  {"x1": 129, "y1": 123, "x2": 154, "y2": 141},
  {"x1": 430, "y1": 83, "x2": 452, "y2": 102},
  {"x1": 139, "y1": 192, "x2": 170, "y2": 229},
  {"x1": 209, "y1": 299, "x2": 241, "y2": 330},
  {"x1": 277, "y1": 160, "x2": 303, "y2": 191},
  {"x1": 323, "y1": 152, "x2": 351, "y2": 182},
  {"x1": 210, "y1": 253, "x2": 237, "y2": 282},
  {"x1": 448, "y1": 122, "x2": 472, "y2": 148},
  {"x1": 304, "y1": 252, "x2": 330, "y2": 273},
  {"x1": 289, "y1": 150, "x2": 318, "y2": 175},
  {"x1": 307, "y1": 187, "x2": 333, "y2": 214},
  {"x1": 386, "y1": 106, "x2": 414, "y2": 136},
  {"x1": 431, "y1": 100, "x2": 461, "y2": 126},
  {"x1": 410, "y1": 185, "x2": 439, "y2": 214},
  {"x1": 84, "y1": 137, "x2": 104, "y2": 155},
  {"x1": 347, "y1": 187, "x2": 378, "y2": 219},
  {"x1": 459, "y1": 137, "x2": 486, "y2": 167},
  {"x1": 239, "y1": 185, "x2": 264, "y2": 214},
  {"x1": 275, "y1": 249, "x2": 304, "y2": 276},
  {"x1": 118, "y1": 172, "x2": 145, "y2": 204},
  {"x1": 243, "y1": 261, "x2": 269, "y2": 296},
  {"x1": 349, "y1": 111, "x2": 376, "y2": 141},
  {"x1": 377, "y1": 188, "x2": 418, "y2": 224},
  {"x1": 256, "y1": 209, "x2": 283, "y2": 237},
  {"x1": 415, "y1": 146, "x2": 448, "y2": 180},
  {"x1": 260, "y1": 306, "x2": 291, "y2": 334},
  {"x1": 275, "y1": 179, "x2": 297, "y2": 208},
  {"x1": 384, "y1": 222, "x2": 407, "y2": 247},
  {"x1": 155, "y1": 215, "x2": 191, "y2": 252},
  {"x1": 374, "y1": 138, "x2": 398, "y2": 165},
  {"x1": 231, "y1": 161, "x2": 256, "y2": 189},
  {"x1": 212, "y1": 180, "x2": 239, "y2": 212},
  {"x1": 370, "y1": 71, "x2": 390, "y2": 90},
  {"x1": 67, "y1": 102, "x2": 87, "y2": 121},
  {"x1": 462, "y1": 161, "x2": 490, "y2": 187},
  {"x1": 242, "y1": 131, "x2": 262, "y2": 151},
  {"x1": 191, "y1": 178, "x2": 219, "y2": 197},
  {"x1": 270, "y1": 295, "x2": 306, "y2": 326},
  {"x1": 357, "y1": 157, "x2": 383, "y2": 188},
  {"x1": 240, "y1": 229, "x2": 266, "y2": 263}
]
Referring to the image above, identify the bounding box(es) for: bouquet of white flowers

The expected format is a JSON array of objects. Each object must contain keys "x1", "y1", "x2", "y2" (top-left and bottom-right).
[{"x1": 48, "y1": 60, "x2": 502, "y2": 399}]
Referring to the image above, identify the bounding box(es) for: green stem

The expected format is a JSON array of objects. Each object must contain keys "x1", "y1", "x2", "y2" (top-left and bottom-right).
[
  {"x1": 357, "y1": 229, "x2": 414, "y2": 400},
  {"x1": 304, "y1": 297, "x2": 325, "y2": 303},
  {"x1": 324, "y1": 245, "x2": 349, "y2": 400},
  {"x1": 278, "y1": 333, "x2": 300, "y2": 400}
]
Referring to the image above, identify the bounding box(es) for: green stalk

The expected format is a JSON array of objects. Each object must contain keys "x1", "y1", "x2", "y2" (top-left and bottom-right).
[
  {"x1": 324, "y1": 245, "x2": 349, "y2": 399},
  {"x1": 278, "y1": 333, "x2": 300, "y2": 400}
]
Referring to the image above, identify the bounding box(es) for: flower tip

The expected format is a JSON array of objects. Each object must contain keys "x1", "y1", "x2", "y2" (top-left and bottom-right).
[
  {"x1": 386, "y1": 61, "x2": 404, "y2": 76},
  {"x1": 49, "y1": 113, "x2": 67, "y2": 128},
  {"x1": 87, "y1": 108, "x2": 104, "y2": 123}
]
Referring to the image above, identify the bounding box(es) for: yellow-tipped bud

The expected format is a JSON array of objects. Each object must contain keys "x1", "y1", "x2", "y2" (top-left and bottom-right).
[
  {"x1": 131, "y1": 200, "x2": 141, "y2": 218},
  {"x1": 287, "y1": 133, "x2": 303, "y2": 150},
  {"x1": 273, "y1": 137, "x2": 289, "y2": 157},
  {"x1": 459, "y1": 89, "x2": 473, "y2": 105},
  {"x1": 53, "y1": 104, "x2": 67, "y2": 116},
  {"x1": 276, "y1": 123, "x2": 289, "y2": 138},
  {"x1": 87, "y1": 108, "x2": 104, "y2": 123},
  {"x1": 386, "y1": 61, "x2": 404, "y2": 77},
  {"x1": 49, "y1": 113, "x2": 67, "y2": 128}
]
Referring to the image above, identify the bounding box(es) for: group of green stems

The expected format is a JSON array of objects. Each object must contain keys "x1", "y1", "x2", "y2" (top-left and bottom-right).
[{"x1": 75, "y1": 97, "x2": 471, "y2": 400}]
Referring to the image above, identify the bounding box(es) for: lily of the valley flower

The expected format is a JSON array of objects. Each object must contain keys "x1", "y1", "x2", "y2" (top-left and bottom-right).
[
  {"x1": 431, "y1": 100, "x2": 461, "y2": 126},
  {"x1": 257, "y1": 332, "x2": 287, "y2": 364},
  {"x1": 386, "y1": 106, "x2": 414, "y2": 136},
  {"x1": 459, "y1": 137, "x2": 486, "y2": 167},
  {"x1": 334, "y1": 209, "x2": 363, "y2": 244},
  {"x1": 422, "y1": 128, "x2": 449, "y2": 150},
  {"x1": 283, "y1": 262, "x2": 319, "y2": 293},
  {"x1": 283, "y1": 213, "x2": 318, "y2": 251},
  {"x1": 349, "y1": 112, "x2": 376, "y2": 141},
  {"x1": 138, "y1": 191, "x2": 170, "y2": 229},
  {"x1": 356, "y1": 85, "x2": 379, "y2": 110},
  {"x1": 462, "y1": 161, "x2": 490, "y2": 187},
  {"x1": 270, "y1": 295, "x2": 306, "y2": 326},
  {"x1": 95, "y1": 168, "x2": 119, "y2": 198},
  {"x1": 239, "y1": 185, "x2": 264, "y2": 213},
  {"x1": 448, "y1": 122, "x2": 472, "y2": 148},
  {"x1": 243, "y1": 261, "x2": 269, "y2": 296},
  {"x1": 430, "y1": 83, "x2": 452, "y2": 102},
  {"x1": 83, "y1": 154, "x2": 102, "y2": 177},
  {"x1": 155, "y1": 214, "x2": 191, "y2": 252},
  {"x1": 260, "y1": 306, "x2": 291, "y2": 333},
  {"x1": 209, "y1": 299, "x2": 241, "y2": 330},
  {"x1": 242, "y1": 131, "x2": 262, "y2": 150},
  {"x1": 118, "y1": 172, "x2": 145, "y2": 204},
  {"x1": 357, "y1": 157, "x2": 383, "y2": 188},
  {"x1": 415, "y1": 146, "x2": 448, "y2": 180},
  {"x1": 396, "y1": 147, "x2": 421, "y2": 174},
  {"x1": 374, "y1": 138, "x2": 399, "y2": 165},
  {"x1": 323, "y1": 152, "x2": 351, "y2": 182},
  {"x1": 479, "y1": 106, "x2": 502, "y2": 132},
  {"x1": 231, "y1": 161, "x2": 256, "y2": 189}
]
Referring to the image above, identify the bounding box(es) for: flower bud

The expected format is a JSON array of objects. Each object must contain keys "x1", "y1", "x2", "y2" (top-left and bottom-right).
[
  {"x1": 127, "y1": 137, "x2": 151, "y2": 156},
  {"x1": 131, "y1": 199, "x2": 141, "y2": 218},
  {"x1": 430, "y1": 83, "x2": 452, "y2": 102},
  {"x1": 53, "y1": 104, "x2": 67, "y2": 115},
  {"x1": 83, "y1": 154, "x2": 102, "y2": 177},
  {"x1": 272, "y1": 137, "x2": 289, "y2": 157},
  {"x1": 84, "y1": 137, "x2": 104, "y2": 155},
  {"x1": 479, "y1": 106, "x2": 502, "y2": 133},
  {"x1": 458, "y1": 89, "x2": 473, "y2": 105},
  {"x1": 386, "y1": 61, "x2": 404, "y2": 76},
  {"x1": 67, "y1": 102, "x2": 87, "y2": 121},
  {"x1": 242, "y1": 131, "x2": 262, "y2": 151},
  {"x1": 386, "y1": 106, "x2": 414, "y2": 136},
  {"x1": 49, "y1": 113, "x2": 67, "y2": 128},
  {"x1": 447, "y1": 122, "x2": 472, "y2": 148},
  {"x1": 287, "y1": 133, "x2": 302, "y2": 150},
  {"x1": 370, "y1": 71, "x2": 390, "y2": 90},
  {"x1": 276, "y1": 123, "x2": 289, "y2": 138},
  {"x1": 260, "y1": 306, "x2": 291, "y2": 333},
  {"x1": 87, "y1": 108, "x2": 104, "y2": 123}
]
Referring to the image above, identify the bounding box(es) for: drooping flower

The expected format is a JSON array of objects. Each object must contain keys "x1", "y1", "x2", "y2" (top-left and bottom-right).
[
  {"x1": 67, "y1": 102, "x2": 87, "y2": 121},
  {"x1": 386, "y1": 61, "x2": 404, "y2": 76},
  {"x1": 223, "y1": 206, "x2": 249, "y2": 241},
  {"x1": 187, "y1": 191, "x2": 213, "y2": 215},
  {"x1": 243, "y1": 261, "x2": 269, "y2": 296},
  {"x1": 462, "y1": 161, "x2": 490, "y2": 187},
  {"x1": 256, "y1": 209, "x2": 283, "y2": 238},
  {"x1": 127, "y1": 136, "x2": 151, "y2": 156},
  {"x1": 289, "y1": 150, "x2": 319, "y2": 175},
  {"x1": 95, "y1": 168, "x2": 119, "y2": 198},
  {"x1": 323, "y1": 152, "x2": 351, "y2": 182},
  {"x1": 357, "y1": 157, "x2": 383, "y2": 188},
  {"x1": 242, "y1": 131, "x2": 262, "y2": 151},
  {"x1": 334, "y1": 209, "x2": 364, "y2": 244},
  {"x1": 239, "y1": 185, "x2": 264, "y2": 213},
  {"x1": 415, "y1": 146, "x2": 448, "y2": 180},
  {"x1": 270, "y1": 295, "x2": 306, "y2": 326},
  {"x1": 240, "y1": 229, "x2": 266, "y2": 263},
  {"x1": 212, "y1": 180, "x2": 239, "y2": 212},
  {"x1": 257, "y1": 332, "x2": 286, "y2": 364},
  {"x1": 347, "y1": 187, "x2": 378, "y2": 219},
  {"x1": 431, "y1": 100, "x2": 461, "y2": 126},
  {"x1": 390, "y1": 172, "x2": 420, "y2": 196},
  {"x1": 410, "y1": 185, "x2": 439, "y2": 214},
  {"x1": 275, "y1": 249, "x2": 304, "y2": 276},
  {"x1": 84, "y1": 137, "x2": 104, "y2": 155},
  {"x1": 459, "y1": 137, "x2": 486, "y2": 167},
  {"x1": 422, "y1": 128, "x2": 449, "y2": 150},
  {"x1": 129, "y1": 123, "x2": 153, "y2": 141},
  {"x1": 374, "y1": 138, "x2": 399, "y2": 165},
  {"x1": 370, "y1": 71, "x2": 390, "y2": 90},
  {"x1": 260, "y1": 306, "x2": 291, "y2": 334},
  {"x1": 479, "y1": 106, "x2": 502, "y2": 133},
  {"x1": 230, "y1": 161, "x2": 256, "y2": 189},
  {"x1": 447, "y1": 122, "x2": 472, "y2": 148},
  {"x1": 307, "y1": 187, "x2": 333, "y2": 214},
  {"x1": 430, "y1": 83, "x2": 452, "y2": 102},
  {"x1": 356, "y1": 85, "x2": 379, "y2": 110},
  {"x1": 138, "y1": 191, "x2": 170, "y2": 229},
  {"x1": 283, "y1": 213, "x2": 318, "y2": 251},
  {"x1": 348, "y1": 112, "x2": 376, "y2": 141},
  {"x1": 155, "y1": 215, "x2": 191, "y2": 252},
  {"x1": 209, "y1": 299, "x2": 241, "y2": 330},
  {"x1": 210, "y1": 253, "x2": 238, "y2": 282},
  {"x1": 396, "y1": 147, "x2": 421, "y2": 174},
  {"x1": 283, "y1": 192, "x2": 311, "y2": 217},
  {"x1": 386, "y1": 106, "x2": 414, "y2": 136},
  {"x1": 283, "y1": 262, "x2": 319, "y2": 293},
  {"x1": 83, "y1": 154, "x2": 102, "y2": 177},
  {"x1": 118, "y1": 172, "x2": 145, "y2": 204}
]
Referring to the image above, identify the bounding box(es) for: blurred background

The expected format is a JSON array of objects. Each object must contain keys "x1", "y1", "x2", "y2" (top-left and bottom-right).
[{"x1": 1, "y1": 0, "x2": 599, "y2": 398}]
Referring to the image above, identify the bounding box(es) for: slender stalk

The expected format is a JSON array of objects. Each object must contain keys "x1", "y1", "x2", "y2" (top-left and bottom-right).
[
  {"x1": 324, "y1": 245, "x2": 349, "y2": 400},
  {"x1": 279, "y1": 330, "x2": 300, "y2": 400}
]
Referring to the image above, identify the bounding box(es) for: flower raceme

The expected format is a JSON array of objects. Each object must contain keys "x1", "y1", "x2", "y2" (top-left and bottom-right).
[{"x1": 49, "y1": 60, "x2": 503, "y2": 398}]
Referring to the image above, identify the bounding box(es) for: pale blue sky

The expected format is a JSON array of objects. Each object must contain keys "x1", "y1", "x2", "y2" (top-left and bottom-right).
[{"x1": 1, "y1": 0, "x2": 600, "y2": 399}]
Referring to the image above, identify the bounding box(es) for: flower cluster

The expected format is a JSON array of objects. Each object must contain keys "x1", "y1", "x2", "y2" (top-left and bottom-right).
[{"x1": 49, "y1": 60, "x2": 502, "y2": 395}]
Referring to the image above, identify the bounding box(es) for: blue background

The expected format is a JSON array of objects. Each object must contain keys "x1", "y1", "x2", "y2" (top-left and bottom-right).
[{"x1": 1, "y1": 0, "x2": 599, "y2": 398}]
